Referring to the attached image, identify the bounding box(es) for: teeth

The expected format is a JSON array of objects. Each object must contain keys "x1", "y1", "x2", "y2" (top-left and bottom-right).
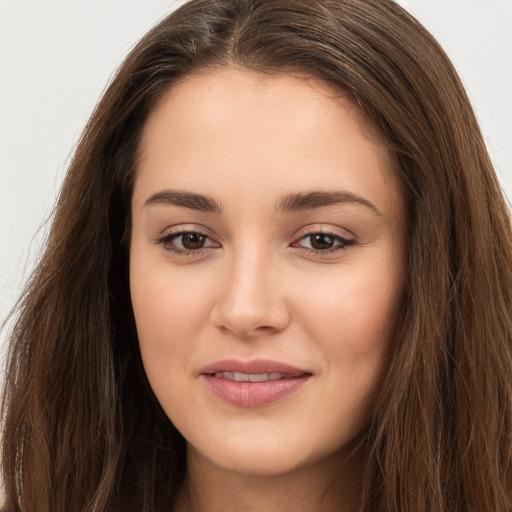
[
  {"x1": 214, "y1": 371, "x2": 233, "y2": 379},
  {"x1": 248, "y1": 373, "x2": 269, "y2": 382},
  {"x1": 213, "y1": 371, "x2": 288, "y2": 382}
]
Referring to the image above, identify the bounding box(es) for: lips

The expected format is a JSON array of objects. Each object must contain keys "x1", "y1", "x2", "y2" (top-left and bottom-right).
[
  {"x1": 212, "y1": 371, "x2": 296, "y2": 382},
  {"x1": 201, "y1": 359, "x2": 311, "y2": 407}
]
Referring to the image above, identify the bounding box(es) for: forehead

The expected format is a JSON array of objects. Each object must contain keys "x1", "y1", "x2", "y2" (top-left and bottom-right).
[
  {"x1": 133, "y1": 67, "x2": 401, "y2": 216},
  {"x1": 141, "y1": 67, "x2": 374, "y2": 152}
]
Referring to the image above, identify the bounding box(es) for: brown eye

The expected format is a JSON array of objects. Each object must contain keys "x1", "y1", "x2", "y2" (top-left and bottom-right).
[
  {"x1": 180, "y1": 232, "x2": 206, "y2": 250},
  {"x1": 157, "y1": 230, "x2": 219, "y2": 254},
  {"x1": 294, "y1": 231, "x2": 355, "y2": 254},
  {"x1": 309, "y1": 234, "x2": 336, "y2": 250}
]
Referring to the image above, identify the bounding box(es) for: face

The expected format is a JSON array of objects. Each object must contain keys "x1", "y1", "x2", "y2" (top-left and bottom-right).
[{"x1": 130, "y1": 68, "x2": 406, "y2": 477}]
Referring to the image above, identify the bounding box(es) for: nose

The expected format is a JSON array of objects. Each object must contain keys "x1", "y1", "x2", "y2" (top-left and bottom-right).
[{"x1": 209, "y1": 248, "x2": 291, "y2": 338}]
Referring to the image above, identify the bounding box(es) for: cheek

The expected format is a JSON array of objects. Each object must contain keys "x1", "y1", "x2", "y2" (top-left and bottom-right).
[
  {"x1": 130, "y1": 262, "x2": 215, "y2": 380},
  {"x1": 308, "y1": 277, "x2": 403, "y2": 437},
  {"x1": 299, "y1": 265, "x2": 402, "y2": 348},
  {"x1": 293, "y1": 250, "x2": 404, "y2": 413},
  {"x1": 130, "y1": 269, "x2": 218, "y2": 429}
]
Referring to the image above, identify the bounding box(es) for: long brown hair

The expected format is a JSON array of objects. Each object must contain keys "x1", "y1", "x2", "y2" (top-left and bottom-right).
[{"x1": 2, "y1": 1, "x2": 511, "y2": 510}]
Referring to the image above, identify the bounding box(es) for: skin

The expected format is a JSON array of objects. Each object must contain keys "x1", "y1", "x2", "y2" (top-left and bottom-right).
[{"x1": 130, "y1": 67, "x2": 407, "y2": 511}]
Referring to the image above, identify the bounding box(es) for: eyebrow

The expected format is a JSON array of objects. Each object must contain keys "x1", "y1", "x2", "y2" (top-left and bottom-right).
[
  {"x1": 143, "y1": 189, "x2": 380, "y2": 215},
  {"x1": 143, "y1": 190, "x2": 222, "y2": 214},
  {"x1": 276, "y1": 191, "x2": 381, "y2": 215}
]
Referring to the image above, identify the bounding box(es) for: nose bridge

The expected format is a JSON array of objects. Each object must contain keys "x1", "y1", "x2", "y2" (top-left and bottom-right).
[{"x1": 210, "y1": 240, "x2": 289, "y2": 336}]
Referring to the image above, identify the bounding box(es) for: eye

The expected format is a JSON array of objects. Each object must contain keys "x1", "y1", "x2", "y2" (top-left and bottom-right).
[
  {"x1": 304, "y1": 233, "x2": 339, "y2": 251},
  {"x1": 293, "y1": 231, "x2": 355, "y2": 254},
  {"x1": 175, "y1": 232, "x2": 209, "y2": 250},
  {"x1": 156, "y1": 230, "x2": 220, "y2": 254}
]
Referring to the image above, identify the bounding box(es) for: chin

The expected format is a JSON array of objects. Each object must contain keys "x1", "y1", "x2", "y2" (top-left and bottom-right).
[
  {"x1": 186, "y1": 427, "x2": 357, "y2": 478},
  {"x1": 202, "y1": 448, "x2": 311, "y2": 477}
]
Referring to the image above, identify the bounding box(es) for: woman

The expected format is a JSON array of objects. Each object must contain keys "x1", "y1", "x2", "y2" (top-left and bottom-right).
[{"x1": 2, "y1": 0, "x2": 511, "y2": 510}]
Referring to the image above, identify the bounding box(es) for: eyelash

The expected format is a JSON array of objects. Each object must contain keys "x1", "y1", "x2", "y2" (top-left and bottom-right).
[
  {"x1": 155, "y1": 229, "x2": 356, "y2": 257},
  {"x1": 156, "y1": 230, "x2": 215, "y2": 256},
  {"x1": 294, "y1": 230, "x2": 356, "y2": 256}
]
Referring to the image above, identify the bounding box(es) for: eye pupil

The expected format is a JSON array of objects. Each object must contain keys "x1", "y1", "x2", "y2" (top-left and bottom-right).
[
  {"x1": 182, "y1": 232, "x2": 205, "y2": 250},
  {"x1": 310, "y1": 234, "x2": 335, "y2": 250}
]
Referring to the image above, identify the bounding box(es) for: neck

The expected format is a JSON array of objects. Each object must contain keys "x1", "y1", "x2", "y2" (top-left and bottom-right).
[{"x1": 173, "y1": 443, "x2": 364, "y2": 512}]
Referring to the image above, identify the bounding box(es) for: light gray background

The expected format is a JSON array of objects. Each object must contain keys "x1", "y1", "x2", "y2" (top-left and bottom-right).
[{"x1": 1, "y1": 0, "x2": 511, "y2": 355}]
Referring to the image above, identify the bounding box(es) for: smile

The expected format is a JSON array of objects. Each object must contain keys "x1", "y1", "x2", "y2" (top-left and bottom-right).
[
  {"x1": 212, "y1": 371, "x2": 298, "y2": 382},
  {"x1": 201, "y1": 359, "x2": 312, "y2": 407}
]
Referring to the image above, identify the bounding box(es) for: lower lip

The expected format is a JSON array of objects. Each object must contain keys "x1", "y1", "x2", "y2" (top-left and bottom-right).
[{"x1": 203, "y1": 375, "x2": 310, "y2": 407}]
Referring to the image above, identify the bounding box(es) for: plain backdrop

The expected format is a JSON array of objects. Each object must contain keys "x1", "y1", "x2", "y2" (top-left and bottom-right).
[{"x1": 1, "y1": 0, "x2": 511, "y2": 356}]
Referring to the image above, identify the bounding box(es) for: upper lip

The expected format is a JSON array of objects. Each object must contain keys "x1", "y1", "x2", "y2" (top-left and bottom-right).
[{"x1": 201, "y1": 358, "x2": 310, "y2": 376}]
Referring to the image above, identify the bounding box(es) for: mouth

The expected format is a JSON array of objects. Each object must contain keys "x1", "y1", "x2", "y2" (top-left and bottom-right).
[
  {"x1": 201, "y1": 359, "x2": 312, "y2": 407},
  {"x1": 210, "y1": 371, "x2": 304, "y2": 382}
]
